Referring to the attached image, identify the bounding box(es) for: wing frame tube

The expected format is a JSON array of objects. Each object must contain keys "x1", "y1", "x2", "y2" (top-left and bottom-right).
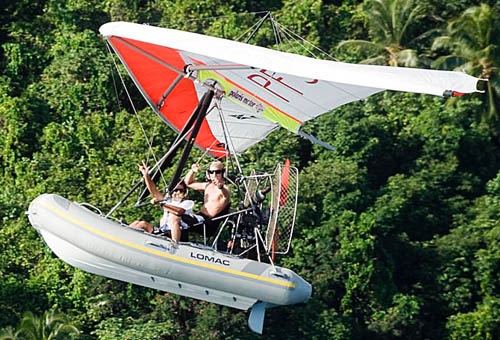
[
  {"x1": 187, "y1": 64, "x2": 253, "y2": 71},
  {"x1": 157, "y1": 74, "x2": 183, "y2": 109},
  {"x1": 113, "y1": 37, "x2": 186, "y2": 77},
  {"x1": 111, "y1": 37, "x2": 221, "y2": 95}
]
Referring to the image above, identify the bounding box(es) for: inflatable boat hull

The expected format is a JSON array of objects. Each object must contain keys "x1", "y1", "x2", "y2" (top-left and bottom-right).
[{"x1": 27, "y1": 194, "x2": 311, "y2": 311}]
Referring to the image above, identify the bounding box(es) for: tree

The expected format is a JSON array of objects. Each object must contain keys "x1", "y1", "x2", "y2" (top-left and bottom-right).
[
  {"x1": 436, "y1": 172, "x2": 500, "y2": 339},
  {"x1": 431, "y1": 4, "x2": 500, "y2": 125},
  {"x1": 2, "y1": 0, "x2": 500, "y2": 339},
  {"x1": 0, "y1": 326, "x2": 22, "y2": 340},
  {"x1": 337, "y1": 0, "x2": 426, "y2": 66},
  {"x1": 0, "y1": 311, "x2": 79, "y2": 340}
]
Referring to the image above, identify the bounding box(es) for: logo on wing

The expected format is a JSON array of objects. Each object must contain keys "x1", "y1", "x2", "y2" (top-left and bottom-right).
[
  {"x1": 227, "y1": 88, "x2": 266, "y2": 115},
  {"x1": 229, "y1": 114, "x2": 257, "y2": 120}
]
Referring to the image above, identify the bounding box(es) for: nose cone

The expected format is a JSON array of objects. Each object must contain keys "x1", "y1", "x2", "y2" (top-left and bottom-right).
[
  {"x1": 290, "y1": 273, "x2": 312, "y2": 305},
  {"x1": 27, "y1": 194, "x2": 70, "y2": 233},
  {"x1": 27, "y1": 194, "x2": 45, "y2": 232}
]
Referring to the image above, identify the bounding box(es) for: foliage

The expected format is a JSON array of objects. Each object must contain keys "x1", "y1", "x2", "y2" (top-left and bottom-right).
[
  {"x1": 431, "y1": 4, "x2": 500, "y2": 128},
  {"x1": 0, "y1": 310, "x2": 79, "y2": 340},
  {"x1": 1, "y1": 0, "x2": 500, "y2": 339},
  {"x1": 337, "y1": 0, "x2": 428, "y2": 66},
  {"x1": 93, "y1": 317, "x2": 177, "y2": 340}
]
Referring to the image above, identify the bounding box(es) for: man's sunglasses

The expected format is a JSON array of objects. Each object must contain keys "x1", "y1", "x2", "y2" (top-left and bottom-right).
[
  {"x1": 207, "y1": 169, "x2": 224, "y2": 175},
  {"x1": 173, "y1": 188, "x2": 186, "y2": 193}
]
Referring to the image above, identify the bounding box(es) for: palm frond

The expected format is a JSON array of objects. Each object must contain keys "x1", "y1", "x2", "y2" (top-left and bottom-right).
[
  {"x1": 431, "y1": 55, "x2": 468, "y2": 70},
  {"x1": 396, "y1": 49, "x2": 419, "y2": 67},
  {"x1": 431, "y1": 36, "x2": 452, "y2": 51},
  {"x1": 0, "y1": 326, "x2": 22, "y2": 340},
  {"x1": 337, "y1": 39, "x2": 385, "y2": 55},
  {"x1": 398, "y1": 0, "x2": 424, "y2": 43},
  {"x1": 360, "y1": 55, "x2": 388, "y2": 65}
]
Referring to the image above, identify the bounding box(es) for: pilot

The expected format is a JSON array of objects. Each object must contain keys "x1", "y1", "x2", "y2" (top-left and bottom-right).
[{"x1": 183, "y1": 160, "x2": 231, "y2": 236}]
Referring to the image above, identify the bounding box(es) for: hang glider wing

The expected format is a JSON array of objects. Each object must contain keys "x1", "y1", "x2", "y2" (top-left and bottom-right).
[{"x1": 100, "y1": 22, "x2": 481, "y2": 156}]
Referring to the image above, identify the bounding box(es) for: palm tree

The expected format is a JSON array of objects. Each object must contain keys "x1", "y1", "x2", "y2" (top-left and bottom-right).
[
  {"x1": 0, "y1": 326, "x2": 22, "y2": 340},
  {"x1": 337, "y1": 0, "x2": 426, "y2": 67},
  {"x1": 1, "y1": 311, "x2": 79, "y2": 340},
  {"x1": 431, "y1": 4, "x2": 500, "y2": 122}
]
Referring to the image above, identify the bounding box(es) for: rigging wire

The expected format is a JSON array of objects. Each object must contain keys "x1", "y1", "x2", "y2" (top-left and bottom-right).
[
  {"x1": 273, "y1": 19, "x2": 304, "y2": 56},
  {"x1": 235, "y1": 11, "x2": 270, "y2": 42},
  {"x1": 276, "y1": 24, "x2": 320, "y2": 59},
  {"x1": 145, "y1": 113, "x2": 162, "y2": 169},
  {"x1": 106, "y1": 44, "x2": 122, "y2": 112},
  {"x1": 105, "y1": 41, "x2": 168, "y2": 187},
  {"x1": 183, "y1": 11, "x2": 269, "y2": 22},
  {"x1": 269, "y1": 18, "x2": 364, "y2": 101},
  {"x1": 276, "y1": 19, "x2": 316, "y2": 58},
  {"x1": 269, "y1": 13, "x2": 282, "y2": 47},
  {"x1": 272, "y1": 20, "x2": 337, "y2": 61}
]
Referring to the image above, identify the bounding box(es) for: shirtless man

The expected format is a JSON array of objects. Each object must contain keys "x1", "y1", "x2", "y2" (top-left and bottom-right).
[{"x1": 184, "y1": 160, "x2": 231, "y2": 234}]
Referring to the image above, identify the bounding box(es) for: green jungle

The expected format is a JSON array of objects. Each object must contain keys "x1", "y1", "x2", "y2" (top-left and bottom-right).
[{"x1": 1, "y1": 0, "x2": 500, "y2": 339}]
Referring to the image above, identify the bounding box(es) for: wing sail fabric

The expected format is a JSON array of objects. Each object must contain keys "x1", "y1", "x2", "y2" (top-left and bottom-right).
[
  {"x1": 107, "y1": 36, "x2": 227, "y2": 156},
  {"x1": 100, "y1": 22, "x2": 481, "y2": 155}
]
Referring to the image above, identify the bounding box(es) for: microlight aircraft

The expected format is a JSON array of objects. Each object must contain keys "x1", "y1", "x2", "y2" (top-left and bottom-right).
[{"x1": 27, "y1": 20, "x2": 482, "y2": 334}]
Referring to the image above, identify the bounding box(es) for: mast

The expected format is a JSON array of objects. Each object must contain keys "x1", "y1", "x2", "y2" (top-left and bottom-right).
[
  {"x1": 135, "y1": 93, "x2": 212, "y2": 204},
  {"x1": 167, "y1": 90, "x2": 214, "y2": 193},
  {"x1": 106, "y1": 89, "x2": 214, "y2": 217}
]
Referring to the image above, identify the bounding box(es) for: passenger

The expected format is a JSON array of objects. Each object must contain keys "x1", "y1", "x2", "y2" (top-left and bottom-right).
[
  {"x1": 130, "y1": 161, "x2": 194, "y2": 242},
  {"x1": 183, "y1": 161, "x2": 231, "y2": 236}
]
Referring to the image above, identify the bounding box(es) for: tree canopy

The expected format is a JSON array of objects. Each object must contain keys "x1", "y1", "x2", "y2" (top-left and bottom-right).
[{"x1": 1, "y1": 0, "x2": 500, "y2": 339}]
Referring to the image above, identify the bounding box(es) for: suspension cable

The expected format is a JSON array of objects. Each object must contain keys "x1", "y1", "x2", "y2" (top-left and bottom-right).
[
  {"x1": 272, "y1": 20, "x2": 337, "y2": 61},
  {"x1": 214, "y1": 96, "x2": 254, "y2": 203},
  {"x1": 106, "y1": 41, "x2": 168, "y2": 187},
  {"x1": 107, "y1": 44, "x2": 122, "y2": 112},
  {"x1": 269, "y1": 13, "x2": 281, "y2": 47},
  {"x1": 236, "y1": 12, "x2": 270, "y2": 42},
  {"x1": 270, "y1": 19, "x2": 364, "y2": 101}
]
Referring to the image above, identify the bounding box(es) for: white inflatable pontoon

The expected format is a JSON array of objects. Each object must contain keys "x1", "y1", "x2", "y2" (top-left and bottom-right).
[{"x1": 27, "y1": 193, "x2": 311, "y2": 332}]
